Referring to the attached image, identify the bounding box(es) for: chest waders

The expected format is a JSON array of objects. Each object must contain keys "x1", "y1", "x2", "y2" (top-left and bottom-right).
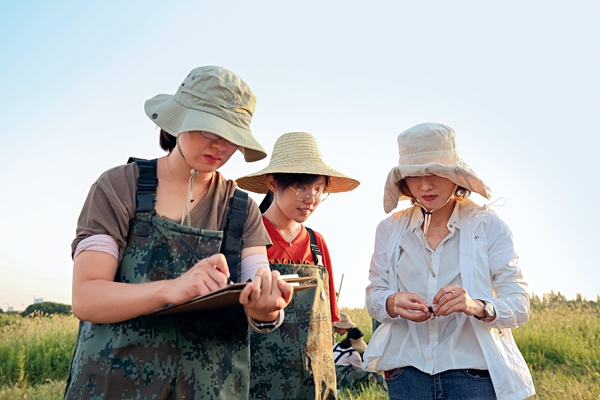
[
  {"x1": 249, "y1": 228, "x2": 337, "y2": 400},
  {"x1": 64, "y1": 158, "x2": 251, "y2": 400}
]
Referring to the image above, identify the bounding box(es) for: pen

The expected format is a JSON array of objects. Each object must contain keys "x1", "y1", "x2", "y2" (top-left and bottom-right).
[{"x1": 178, "y1": 239, "x2": 235, "y2": 285}]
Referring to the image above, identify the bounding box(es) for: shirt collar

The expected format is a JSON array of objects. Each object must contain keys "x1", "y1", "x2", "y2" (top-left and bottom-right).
[{"x1": 408, "y1": 201, "x2": 462, "y2": 233}]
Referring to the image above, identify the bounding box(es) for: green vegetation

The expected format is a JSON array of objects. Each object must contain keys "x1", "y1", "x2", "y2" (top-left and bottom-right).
[
  {"x1": 21, "y1": 302, "x2": 72, "y2": 317},
  {"x1": 1, "y1": 294, "x2": 599, "y2": 399}
]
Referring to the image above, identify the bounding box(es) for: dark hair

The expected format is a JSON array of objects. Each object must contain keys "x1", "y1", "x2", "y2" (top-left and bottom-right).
[
  {"x1": 159, "y1": 129, "x2": 177, "y2": 152},
  {"x1": 399, "y1": 179, "x2": 471, "y2": 204},
  {"x1": 258, "y1": 173, "x2": 330, "y2": 213},
  {"x1": 339, "y1": 328, "x2": 364, "y2": 349}
]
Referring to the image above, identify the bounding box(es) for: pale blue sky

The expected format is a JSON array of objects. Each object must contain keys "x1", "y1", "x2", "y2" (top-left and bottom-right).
[{"x1": 1, "y1": 1, "x2": 599, "y2": 310}]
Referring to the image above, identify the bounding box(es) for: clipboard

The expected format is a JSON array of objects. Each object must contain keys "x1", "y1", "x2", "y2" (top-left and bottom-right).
[{"x1": 148, "y1": 276, "x2": 317, "y2": 316}]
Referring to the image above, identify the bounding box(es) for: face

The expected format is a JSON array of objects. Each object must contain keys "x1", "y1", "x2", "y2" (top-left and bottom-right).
[
  {"x1": 269, "y1": 176, "x2": 328, "y2": 223},
  {"x1": 404, "y1": 175, "x2": 456, "y2": 211},
  {"x1": 176, "y1": 131, "x2": 238, "y2": 172}
]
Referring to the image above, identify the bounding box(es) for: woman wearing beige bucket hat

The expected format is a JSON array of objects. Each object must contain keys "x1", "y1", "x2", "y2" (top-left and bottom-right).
[
  {"x1": 363, "y1": 123, "x2": 535, "y2": 399},
  {"x1": 236, "y1": 131, "x2": 360, "y2": 400},
  {"x1": 64, "y1": 66, "x2": 293, "y2": 400}
]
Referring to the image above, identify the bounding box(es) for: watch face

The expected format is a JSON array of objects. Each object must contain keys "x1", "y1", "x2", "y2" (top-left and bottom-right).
[{"x1": 484, "y1": 302, "x2": 495, "y2": 318}]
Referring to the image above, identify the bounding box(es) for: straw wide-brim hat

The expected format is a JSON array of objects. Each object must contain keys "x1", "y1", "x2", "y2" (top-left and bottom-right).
[
  {"x1": 236, "y1": 132, "x2": 360, "y2": 193},
  {"x1": 144, "y1": 65, "x2": 267, "y2": 162},
  {"x1": 383, "y1": 123, "x2": 492, "y2": 213},
  {"x1": 333, "y1": 313, "x2": 356, "y2": 330}
]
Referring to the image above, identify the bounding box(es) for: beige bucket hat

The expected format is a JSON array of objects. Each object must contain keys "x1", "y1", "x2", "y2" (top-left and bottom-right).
[
  {"x1": 236, "y1": 132, "x2": 360, "y2": 193},
  {"x1": 383, "y1": 123, "x2": 491, "y2": 213},
  {"x1": 144, "y1": 65, "x2": 267, "y2": 162},
  {"x1": 333, "y1": 313, "x2": 357, "y2": 330}
]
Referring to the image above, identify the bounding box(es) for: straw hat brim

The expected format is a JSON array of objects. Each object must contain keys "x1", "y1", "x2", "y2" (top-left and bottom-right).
[
  {"x1": 237, "y1": 131, "x2": 360, "y2": 193},
  {"x1": 236, "y1": 165, "x2": 360, "y2": 194},
  {"x1": 145, "y1": 94, "x2": 267, "y2": 162},
  {"x1": 383, "y1": 163, "x2": 492, "y2": 214}
]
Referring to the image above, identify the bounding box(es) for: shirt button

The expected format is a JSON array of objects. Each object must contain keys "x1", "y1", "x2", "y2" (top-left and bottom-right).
[{"x1": 151, "y1": 113, "x2": 158, "y2": 119}]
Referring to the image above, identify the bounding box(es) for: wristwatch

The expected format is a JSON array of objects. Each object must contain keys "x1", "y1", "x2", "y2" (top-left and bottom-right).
[{"x1": 474, "y1": 300, "x2": 495, "y2": 320}]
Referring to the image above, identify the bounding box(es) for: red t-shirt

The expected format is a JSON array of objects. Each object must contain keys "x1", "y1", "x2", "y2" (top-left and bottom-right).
[{"x1": 262, "y1": 216, "x2": 340, "y2": 322}]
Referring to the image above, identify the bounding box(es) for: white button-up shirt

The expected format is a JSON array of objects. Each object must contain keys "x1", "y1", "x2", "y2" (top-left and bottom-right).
[
  {"x1": 364, "y1": 199, "x2": 535, "y2": 400},
  {"x1": 386, "y1": 202, "x2": 487, "y2": 374}
]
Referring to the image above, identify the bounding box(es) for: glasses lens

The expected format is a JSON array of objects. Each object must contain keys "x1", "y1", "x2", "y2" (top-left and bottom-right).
[
  {"x1": 294, "y1": 188, "x2": 328, "y2": 202},
  {"x1": 200, "y1": 131, "x2": 219, "y2": 140},
  {"x1": 200, "y1": 131, "x2": 237, "y2": 146}
]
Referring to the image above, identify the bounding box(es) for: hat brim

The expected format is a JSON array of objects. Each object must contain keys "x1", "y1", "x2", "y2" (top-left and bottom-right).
[
  {"x1": 236, "y1": 165, "x2": 360, "y2": 194},
  {"x1": 333, "y1": 322, "x2": 356, "y2": 329},
  {"x1": 383, "y1": 163, "x2": 492, "y2": 213},
  {"x1": 145, "y1": 94, "x2": 267, "y2": 162}
]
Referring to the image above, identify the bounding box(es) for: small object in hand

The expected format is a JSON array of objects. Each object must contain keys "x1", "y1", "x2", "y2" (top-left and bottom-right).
[{"x1": 428, "y1": 306, "x2": 436, "y2": 320}]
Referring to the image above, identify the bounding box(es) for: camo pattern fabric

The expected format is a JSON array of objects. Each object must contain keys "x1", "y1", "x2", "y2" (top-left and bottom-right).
[
  {"x1": 64, "y1": 213, "x2": 251, "y2": 400},
  {"x1": 335, "y1": 365, "x2": 386, "y2": 392},
  {"x1": 250, "y1": 263, "x2": 337, "y2": 400}
]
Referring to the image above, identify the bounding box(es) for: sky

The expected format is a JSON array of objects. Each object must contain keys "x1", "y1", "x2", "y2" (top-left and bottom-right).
[{"x1": 1, "y1": 1, "x2": 599, "y2": 311}]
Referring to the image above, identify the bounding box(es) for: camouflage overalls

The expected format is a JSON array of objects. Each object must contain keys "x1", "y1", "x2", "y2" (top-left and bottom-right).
[
  {"x1": 249, "y1": 228, "x2": 337, "y2": 400},
  {"x1": 64, "y1": 158, "x2": 251, "y2": 400}
]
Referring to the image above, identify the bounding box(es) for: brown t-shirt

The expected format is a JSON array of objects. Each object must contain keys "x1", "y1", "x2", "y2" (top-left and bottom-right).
[{"x1": 72, "y1": 162, "x2": 271, "y2": 261}]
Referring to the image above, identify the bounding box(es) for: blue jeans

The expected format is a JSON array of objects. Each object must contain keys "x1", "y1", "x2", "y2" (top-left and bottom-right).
[{"x1": 385, "y1": 366, "x2": 496, "y2": 400}]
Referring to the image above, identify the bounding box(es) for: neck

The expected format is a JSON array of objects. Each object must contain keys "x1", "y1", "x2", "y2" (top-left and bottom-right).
[
  {"x1": 426, "y1": 199, "x2": 456, "y2": 226},
  {"x1": 263, "y1": 205, "x2": 302, "y2": 243},
  {"x1": 167, "y1": 151, "x2": 212, "y2": 185}
]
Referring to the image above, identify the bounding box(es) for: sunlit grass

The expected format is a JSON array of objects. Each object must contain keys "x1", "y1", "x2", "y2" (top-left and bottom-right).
[{"x1": 1, "y1": 300, "x2": 599, "y2": 399}]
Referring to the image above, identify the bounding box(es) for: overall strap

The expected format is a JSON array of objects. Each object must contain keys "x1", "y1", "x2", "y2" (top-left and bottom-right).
[
  {"x1": 305, "y1": 227, "x2": 323, "y2": 267},
  {"x1": 221, "y1": 188, "x2": 248, "y2": 283},
  {"x1": 333, "y1": 344, "x2": 355, "y2": 363},
  {"x1": 127, "y1": 157, "x2": 158, "y2": 214}
]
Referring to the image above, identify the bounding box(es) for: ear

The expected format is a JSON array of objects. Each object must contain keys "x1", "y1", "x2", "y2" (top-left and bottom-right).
[{"x1": 266, "y1": 174, "x2": 278, "y2": 193}]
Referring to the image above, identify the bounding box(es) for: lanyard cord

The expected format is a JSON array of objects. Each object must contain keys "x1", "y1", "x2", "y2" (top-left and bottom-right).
[{"x1": 414, "y1": 184, "x2": 458, "y2": 277}]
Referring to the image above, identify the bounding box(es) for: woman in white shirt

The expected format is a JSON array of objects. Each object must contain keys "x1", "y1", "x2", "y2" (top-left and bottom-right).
[{"x1": 364, "y1": 123, "x2": 535, "y2": 400}]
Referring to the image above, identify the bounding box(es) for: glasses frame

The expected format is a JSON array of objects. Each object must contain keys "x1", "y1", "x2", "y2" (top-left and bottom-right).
[
  {"x1": 288, "y1": 186, "x2": 329, "y2": 203},
  {"x1": 199, "y1": 131, "x2": 238, "y2": 147}
]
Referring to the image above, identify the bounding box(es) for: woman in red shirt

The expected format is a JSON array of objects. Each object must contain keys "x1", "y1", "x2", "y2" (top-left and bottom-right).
[{"x1": 237, "y1": 131, "x2": 359, "y2": 399}]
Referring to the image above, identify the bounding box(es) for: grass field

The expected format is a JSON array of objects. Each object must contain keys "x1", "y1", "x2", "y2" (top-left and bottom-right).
[{"x1": 1, "y1": 294, "x2": 599, "y2": 399}]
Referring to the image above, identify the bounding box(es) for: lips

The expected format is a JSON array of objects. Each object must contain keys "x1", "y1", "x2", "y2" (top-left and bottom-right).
[
  {"x1": 203, "y1": 154, "x2": 221, "y2": 164},
  {"x1": 422, "y1": 195, "x2": 437, "y2": 202},
  {"x1": 298, "y1": 207, "x2": 313, "y2": 216}
]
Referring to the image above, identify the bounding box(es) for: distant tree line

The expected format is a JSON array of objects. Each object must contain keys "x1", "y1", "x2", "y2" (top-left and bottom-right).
[{"x1": 0, "y1": 302, "x2": 72, "y2": 317}]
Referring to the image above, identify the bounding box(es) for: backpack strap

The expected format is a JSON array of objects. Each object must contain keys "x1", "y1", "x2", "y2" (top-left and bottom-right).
[
  {"x1": 127, "y1": 157, "x2": 158, "y2": 214},
  {"x1": 305, "y1": 227, "x2": 323, "y2": 267},
  {"x1": 333, "y1": 343, "x2": 355, "y2": 363},
  {"x1": 221, "y1": 188, "x2": 248, "y2": 283}
]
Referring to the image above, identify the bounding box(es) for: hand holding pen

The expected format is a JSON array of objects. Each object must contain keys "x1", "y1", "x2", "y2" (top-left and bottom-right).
[
  {"x1": 179, "y1": 239, "x2": 235, "y2": 285},
  {"x1": 161, "y1": 239, "x2": 232, "y2": 305}
]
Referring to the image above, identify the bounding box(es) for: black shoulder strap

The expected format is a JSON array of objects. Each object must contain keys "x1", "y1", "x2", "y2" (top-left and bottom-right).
[
  {"x1": 127, "y1": 157, "x2": 158, "y2": 213},
  {"x1": 305, "y1": 227, "x2": 323, "y2": 267},
  {"x1": 221, "y1": 188, "x2": 248, "y2": 283},
  {"x1": 333, "y1": 344, "x2": 355, "y2": 363}
]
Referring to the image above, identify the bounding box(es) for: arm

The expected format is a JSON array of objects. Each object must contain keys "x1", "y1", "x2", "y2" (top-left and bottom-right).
[
  {"x1": 431, "y1": 213, "x2": 530, "y2": 328},
  {"x1": 483, "y1": 213, "x2": 530, "y2": 329},
  {"x1": 238, "y1": 245, "x2": 293, "y2": 324},
  {"x1": 366, "y1": 214, "x2": 431, "y2": 324},
  {"x1": 72, "y1": 249, "x2": 231, "y2": 323}
]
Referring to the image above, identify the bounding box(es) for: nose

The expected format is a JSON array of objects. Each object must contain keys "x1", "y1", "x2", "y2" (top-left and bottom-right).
[
  {"x1": 212, "y1": 138, "x2": 229, "y2": 151},
  {"x1": 419, "y1": 176, "x2": 435, "y2": 190}
]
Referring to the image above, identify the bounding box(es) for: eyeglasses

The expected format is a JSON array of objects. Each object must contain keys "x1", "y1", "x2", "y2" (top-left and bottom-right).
[
  {"x1": 199, "y1": 131, "x2": 238, "y2": 147},
  {"x1": 288, "y1": 186, "x2": 329, "y2": 202}
]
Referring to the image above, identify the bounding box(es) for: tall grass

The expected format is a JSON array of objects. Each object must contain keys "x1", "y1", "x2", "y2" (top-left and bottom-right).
[
  {"x1": 0, "y1": 312, "x2": 77, "y2": 387},
  {"x1": 1, "y1": 300, "x2": 599, "y2": 399}
]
